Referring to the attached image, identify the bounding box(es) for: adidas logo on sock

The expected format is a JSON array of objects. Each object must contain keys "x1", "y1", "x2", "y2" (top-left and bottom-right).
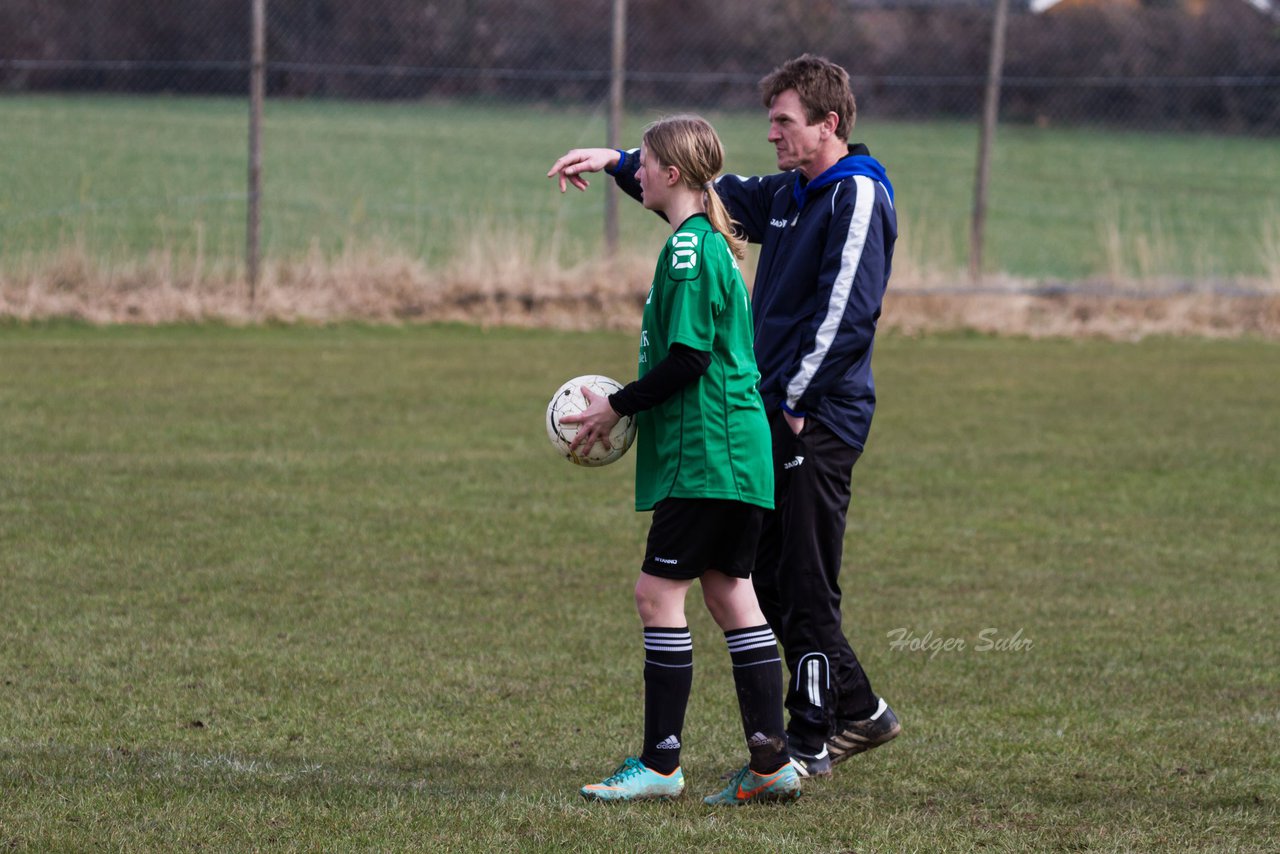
[
  {"x1": 655, "y1": 735, "x2": 681, "y2": 750},
  {"x1": 748, "y1": 731, "x2": 772, "y2": 747}
]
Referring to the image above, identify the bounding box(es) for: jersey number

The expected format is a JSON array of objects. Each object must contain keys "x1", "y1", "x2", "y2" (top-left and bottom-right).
[{"x1": 671, "y1": 233, "x2": 699, "y2": 271}]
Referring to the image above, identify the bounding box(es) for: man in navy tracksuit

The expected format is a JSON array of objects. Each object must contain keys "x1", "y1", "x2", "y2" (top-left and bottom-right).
[{"x1": 548, "y1": 54, "x2": 900, "y2": 777}]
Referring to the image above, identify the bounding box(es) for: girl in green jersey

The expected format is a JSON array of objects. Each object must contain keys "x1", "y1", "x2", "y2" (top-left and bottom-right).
[{"x1": 558, "y1": 116, "x2": 800, "y2": 806}]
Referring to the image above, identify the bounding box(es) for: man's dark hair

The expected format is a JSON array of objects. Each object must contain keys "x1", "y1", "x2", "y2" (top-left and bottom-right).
[{"x1": 759, "y1": 54, "x2": 857, "y2": 141}]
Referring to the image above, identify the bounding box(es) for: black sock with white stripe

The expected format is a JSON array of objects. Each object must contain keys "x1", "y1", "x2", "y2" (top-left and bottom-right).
[
  {"x1": 725, "y1": 624, "x2": 789, "y2": 773},
  {"x1": 639, "y1": 626, "x2": 693, "y2": 775}
]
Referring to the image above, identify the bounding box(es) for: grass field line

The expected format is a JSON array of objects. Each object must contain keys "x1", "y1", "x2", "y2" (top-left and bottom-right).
[
  {"x1": 1, "y1": 448, "x2": 475, "y2": 467},
  {"x1": 2, "y1": 741, "x2": 425, "y2": 791}
]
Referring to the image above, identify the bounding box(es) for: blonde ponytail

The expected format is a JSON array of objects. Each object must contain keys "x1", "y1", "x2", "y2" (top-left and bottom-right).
[
  {"x1": 643, "y1": 115, "x2": 748, "y2": 260},
  {"x1": 704, "y1": 184, "x2": 748, "y2": 260}
]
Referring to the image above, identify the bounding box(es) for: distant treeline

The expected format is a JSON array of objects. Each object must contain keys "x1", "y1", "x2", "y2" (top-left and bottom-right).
[{"x1": 2, "y1": 0, "x2": 1277, "y2": 130}]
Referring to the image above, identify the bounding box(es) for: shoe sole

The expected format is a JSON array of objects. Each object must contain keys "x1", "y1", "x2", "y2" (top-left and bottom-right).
[
  {"x1": 580, "y1": 790, "x2": 684, "y2": 802},
  {"x1": 705, "y1": 788, "x2": 802, "y2": 806},
  {"x1": 746, "y1": 789, "x2": 802, "y2": 804}
]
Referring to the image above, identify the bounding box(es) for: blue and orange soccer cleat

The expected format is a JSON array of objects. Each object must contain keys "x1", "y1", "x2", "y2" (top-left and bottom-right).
[
  {"x1": 580, "y1": 756, "x2": 686, "y2": 802},
  {"x1": 702, "y1": 762, "x2": 802, "y2": 806}
]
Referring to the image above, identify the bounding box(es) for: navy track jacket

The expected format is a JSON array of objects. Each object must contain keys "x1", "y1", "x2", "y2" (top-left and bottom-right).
[{"x1": 611, "y1": 144, "x2": 897, "y2": 451}]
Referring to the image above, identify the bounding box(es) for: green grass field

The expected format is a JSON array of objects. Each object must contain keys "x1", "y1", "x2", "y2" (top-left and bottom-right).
[
  {"x1": 1, "y1": 324, "x2": 1276, "y2": 851},
  {"x1": 2, "y1": 95, "x2": 1278, "y2": 282}
]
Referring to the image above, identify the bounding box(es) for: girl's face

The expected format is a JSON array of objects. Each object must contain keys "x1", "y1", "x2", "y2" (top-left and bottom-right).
[{"x1": 637, "y1": 142, "x2": 675, "y2": 213}]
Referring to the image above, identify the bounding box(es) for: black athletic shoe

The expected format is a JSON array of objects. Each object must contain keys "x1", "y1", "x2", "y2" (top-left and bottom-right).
[
  {"x1": 828, "y1": 699, "x2": 901, "y2": 766},
  {"x1": 787, "y1": 745, "x2": 832, "y2": 778}
]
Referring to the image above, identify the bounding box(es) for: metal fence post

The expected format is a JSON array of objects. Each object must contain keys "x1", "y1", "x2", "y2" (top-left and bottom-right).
[
  {"x1": 605, "y1": 0, "x2": 626, "y2": 258},
  {"x1": 247, "y1": 0, "x2": 265, "y2": 305},
  {"x1": 970, "y1": 0, "x2": 1011, "y2": 284}
]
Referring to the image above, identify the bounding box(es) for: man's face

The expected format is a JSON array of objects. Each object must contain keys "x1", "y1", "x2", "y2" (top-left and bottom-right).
[{"x1": 767, "y1": 88, "x2": 827, "y2": 176}]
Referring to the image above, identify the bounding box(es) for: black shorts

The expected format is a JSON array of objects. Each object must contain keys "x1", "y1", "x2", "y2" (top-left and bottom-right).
[{"x1": 642, "y1": 498, "x2": 766, "y2": 580}]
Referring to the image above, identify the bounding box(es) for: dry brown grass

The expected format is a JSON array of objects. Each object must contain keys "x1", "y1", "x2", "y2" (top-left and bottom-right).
[
  {"x1": 0, "y1": 239, "x2": 656, "y2": 330},
  {"x1": 3, "y1": 238, "x2": 1278, "y2": 339},
  {"x1": 883, "y1": 291, "x2": 1280, "y2": 340}
]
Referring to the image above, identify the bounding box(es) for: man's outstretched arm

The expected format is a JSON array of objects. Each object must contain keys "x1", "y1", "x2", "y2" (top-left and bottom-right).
[{"x1": 546, "y1": 148, "x2": 623, "y2": 193}]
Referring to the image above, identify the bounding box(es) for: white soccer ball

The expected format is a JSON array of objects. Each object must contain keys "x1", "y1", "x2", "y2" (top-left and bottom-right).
[{"x1": 546, "y1": 374, "x2": 637, "y2": 467}]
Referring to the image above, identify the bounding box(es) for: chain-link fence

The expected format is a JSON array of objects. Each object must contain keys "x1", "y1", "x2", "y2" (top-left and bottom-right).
[
  {"x1": 6, "y1": 0, "x2": 1278, "y2": 127},
  {"x1": 2, "y1": 0, "x2": 1278, "y2": 295}
]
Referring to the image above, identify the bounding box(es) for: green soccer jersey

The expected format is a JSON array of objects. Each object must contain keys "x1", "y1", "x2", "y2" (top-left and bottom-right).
[{"x1": 633, "y1": 215, "x2": 775, "y2": 512}]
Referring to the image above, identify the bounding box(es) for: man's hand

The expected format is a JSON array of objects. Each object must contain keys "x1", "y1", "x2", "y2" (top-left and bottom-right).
[
  {"x1": 560, "y1": 386, "x2": 622, "y2": 453},
  {"x1": 546, "y1": 148, "x2": 622, "y2": 193},
  {"x1": 784, "y1": 411, "x2": 805, "y2": 436}
]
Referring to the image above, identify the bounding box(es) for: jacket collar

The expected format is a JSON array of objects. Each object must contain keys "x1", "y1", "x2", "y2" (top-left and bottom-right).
[{"x1": 792, "y1": 144, "x2": 894, "y2": 210}]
